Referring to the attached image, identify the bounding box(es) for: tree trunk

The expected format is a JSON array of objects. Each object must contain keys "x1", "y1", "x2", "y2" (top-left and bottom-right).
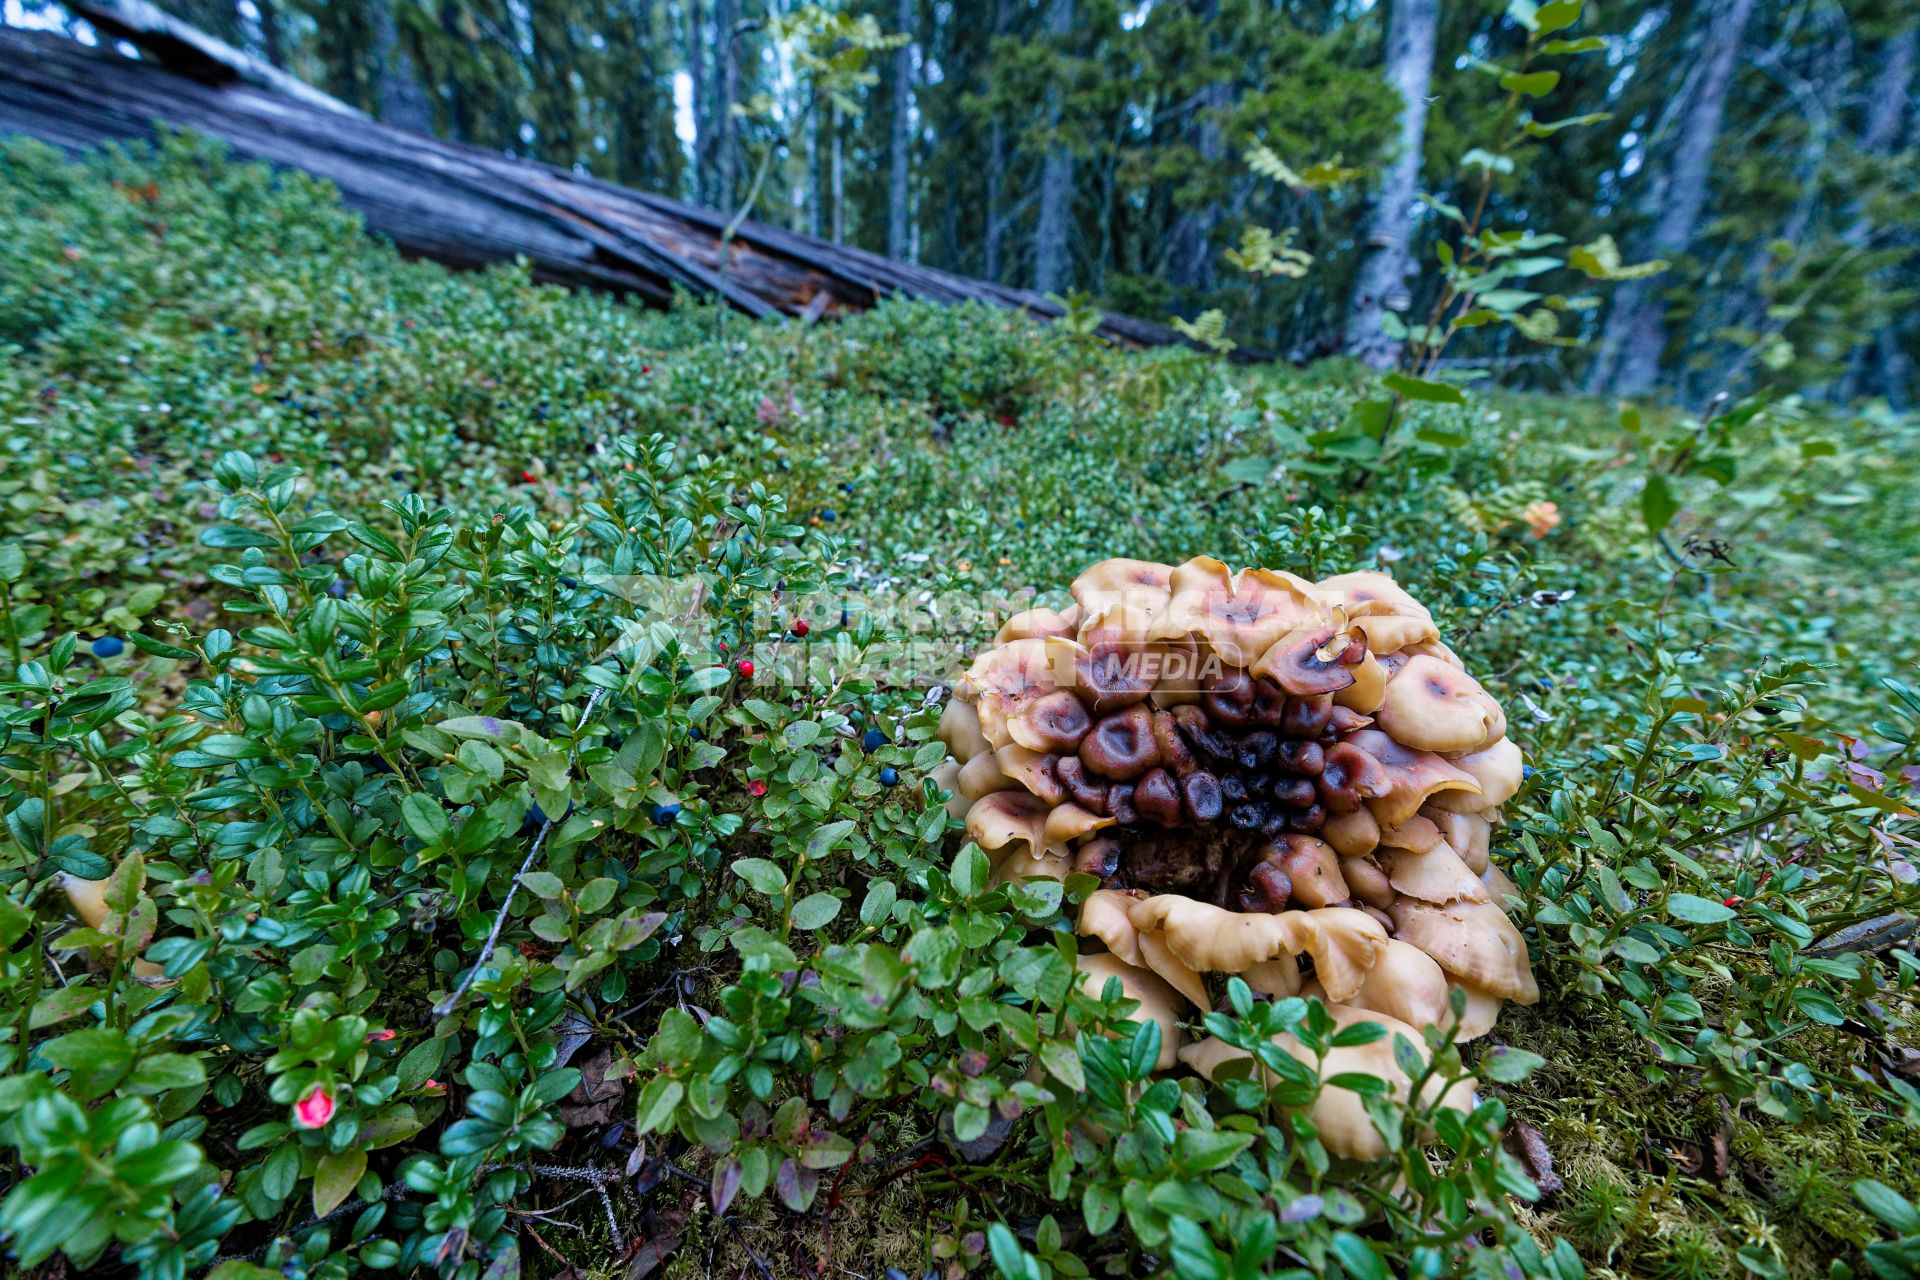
[
  {"x1": 368, "y1": 0, "x2": 433, "y2": 135},
  {"x1": 806, "y1": 94, "x2": 822, "y2": 238},
  {"x1": 1343, "y1": 0, "x2": 1438, "y2": 369},
  {"x1": 981, "y1": 0, "x2": 1013, "y2": 282},
  {"x1": 888, "y1": 0, "x2": 913, "y2": 259},
  {"x1": 1031, "y1": 0, "x2": 1074, "y2": 294},
  {"x1": 255, "y1": 0, "x2": 285, "y2": 68},
  {"x1": 687, "y1": 0, "x2": 706, "y2": 204},
  {"x1": 1842, "y1": 27, "x2": 1916, "y2": 404},
  {"x1": 1591, "y1": 0, "x2": 1756, "y2": 399},
  {"x1": 714, "y1": 0, "x2": 737, "y2": 211},
  {"x1": 830, "y1": 103, "x2": 845, "y2": 243},
  {"x1": 1168, "y1": 0, "x2": 1226, "y2": 290}
]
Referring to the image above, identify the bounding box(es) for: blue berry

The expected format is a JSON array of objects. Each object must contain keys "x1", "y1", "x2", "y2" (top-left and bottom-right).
[
  {"x1": 90, "y1": 636, "x2": 124, "y2": 659},
  {"x1": 821, "y1": 508, "x2": 838, "y2": 522},
  {"x1": 688, "y1": 726, "x2": 703, "y2": 741},
  {"x1": 650, "y1": 802, "x2": 682, "y2": 826},
  {"x1": 1521, "y1": 765, "x2": 1536, "y2": 780},
  {"x1": 878, "y1": 767, "x2": 900, "y2": 787},
  {"x1": 861, "y1": 727, "x2": 887, "y2": 751},
  {"x1": 841, "y1": 482, "x2": 855, "y2": 494}
]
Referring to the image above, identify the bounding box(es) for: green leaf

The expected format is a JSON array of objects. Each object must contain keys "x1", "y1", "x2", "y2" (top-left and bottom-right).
[
  {"x1": 1641, "y1": 473, "x2": 1679, "y2": 535},
  {"x1": 679, "y1": 665, "x2": 733, "y2": 694},
  {"x1": 1329, "y1": 1232, "x2": 1390, "y2": 1280},
  {"x1": 807, "y1": 819, "x2": 856, "y2": 859},
  {"x1": 1854, "y1": 1180, "x2": 1920, "y2": 1234},
  {"x1": 1382, "y1": 373, "x2": 1465, "y2": 404},
  {"x1": 1038, "y1": 1039, "x2": 1085, "y2": 1092},
  {"x1": 1534, "y1": 0, "x2": 1582, "y2": 34},
  {"x1": 951, "y1": 844, "x2": 989, "y2": 898},
  {"x1": 400, "y1": 793, "x2": 450, "y2": 844},
  {"x1": 1500, "y1": 69, "x2": 1561, "y2": 97},
  {"x1": 312, "y1": 1147, "x2": 367, "y2": 1217},
  {"x1": 731, "y1": 857, "x2": 787, "y2": 897},
  {"x1": 790, "y1": 892, "x2": 841, "y2": 930},
  {"x1": 1480, "y1": 1046, "x2": 1547, "y2": 1083},
  {"x1": 438, "y1": 715, "x2": 525, "y2": 743},
  {"x1": 1667, "y1": 893, "x2": 1736, "y2": 925}
]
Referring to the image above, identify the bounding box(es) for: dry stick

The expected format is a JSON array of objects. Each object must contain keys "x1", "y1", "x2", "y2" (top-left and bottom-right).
[{"x1": 433, "y1": 686, "x2": 608, "y2": 1019}]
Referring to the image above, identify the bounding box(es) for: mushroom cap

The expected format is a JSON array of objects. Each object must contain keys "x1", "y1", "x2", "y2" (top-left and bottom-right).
[
  {"x1": 991, "y1": 847, "x2": 1073, "y2": 887},
  {"x1": 995, "y1": 604, "x2": 1085, "y2": 644},
  {"x1": 1332, "y1": 651, "x2": 1388, "y2": 714},
  {"x1": 958, "y1": 750, "x2": 1018, "y2": 803},
  {"x1": 1243, "y1": 954, "x2": 1302, "y2": 997},
  {"x1": 1269, "y1": 835, "x2": 1349, "y2": 910},
  {"x1": 1480, "y1": 862, "x2": 1521, "y2": 906},
  {"x1": 1043, "y1": 802, "x2": 1116, "y2": 854},
  {"x1": 1249, "y1": 625, "x2": 1361, "y2": 697},
  {"x1": 1421, "y1": 807, "x2": 1491, "y2": 874},
  {"x1": 1442, "y1": 981, "x2": 1505, "y2": 1042},
  {"x1": 1388, "y1": 899, "x2": 1539, "y2": 1003},
  {"x1": 1009, "y1": 691, "x2": 1094, "y2": 753},
  {"x1": 1320, "y1": 806, "x2": 1382, "y2": 858},
  {"x1": 1077, "y1": 889, "x2": 1148, "y2": 967},
  {"x1": 1301, "y1": 907, "x2": 1392, "y2": 1002},
  {"x1": 1075, "y1": 953, "x2": 1182, "y2": 1071},
  {"x1": 59, "y1": 874, "x2": 109, "y2": 928},
  {"x1": 1181, "y1": 1004, "x2": 1479, "y2": 1162},
  {"x1": 1130, "y1": 895, "x2": 1312, "y2": 973},
  {"x1": 1377, "y1": 814, "x2": 1442, "y2": 853},
  {"x1": 1426, "y1": 738, "x2": 1524, "y2": 813},
  {"x1": 1138, "y1": 928, "x2": 1212, "y2": 1010},
  {"x1": 1302, "y1": 938, "x2": 1451, "y2": 1032},
  {"x1": 1376, "y1": 656, "x2": 1505, "y2": 754},
  {"x1": 1314, "y1": 572, "x2": 1440, "y2": 656},
  {"x1": 966, "y1": 636, "x2": 1086, "y2": 749},
  {"x1": 1070, "y1": 558, "x2": 1176, "y2": 619},
  {"x1": 938, "y1": 698, "x2": 992, "y2": 763},
  {"x1": 964, "y1": 790, "x2": 1049, "y2": 857},
  {"x1": 1344, "y1": 729, "x2": 1482, "y2": 828},
  {"x1": 1151, "y1": 557, "x2": 1322, "y2": 668},
  {"x1": 1340, "y1": 855, "x2": 1395, "y2": 911},
  {"x1": 1385, "y1": 840, "x2": 1490, "y2": 906},
  {"x1": 1404, "y1": 640, "x2": 1464, "y2": 669},
  {"x1": 931, "y1": 759, "x2": 971, "y2": 821},
  {"x1": 995, "y1": 744, "x2": 1064, "y2": 804}
]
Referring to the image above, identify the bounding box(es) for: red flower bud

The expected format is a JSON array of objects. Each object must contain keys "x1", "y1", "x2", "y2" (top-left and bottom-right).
[
  {"x1": 747, "y1": 780, "x2": 767, "y2": 797},
  {"x1": 293, "y1": 1084, "x2": 336, "y2": 1129}
]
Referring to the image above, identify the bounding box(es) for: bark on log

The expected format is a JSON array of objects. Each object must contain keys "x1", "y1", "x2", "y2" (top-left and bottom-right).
[{"x1": 0, "y1": 23, "x2": 1230, "y2": 355}]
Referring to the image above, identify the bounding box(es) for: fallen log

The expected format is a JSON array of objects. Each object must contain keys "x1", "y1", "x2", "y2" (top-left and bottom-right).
[{"x1": 0, "y1": 20, "x2": 1223, "y2": 353}]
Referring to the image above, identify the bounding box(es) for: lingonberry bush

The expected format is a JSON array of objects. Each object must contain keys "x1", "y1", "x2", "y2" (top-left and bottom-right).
[{"x1": 0, "y1": 129, "x2": 1915, "y2": 1280}]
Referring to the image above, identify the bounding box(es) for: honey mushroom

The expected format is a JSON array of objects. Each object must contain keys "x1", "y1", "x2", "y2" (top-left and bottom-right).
[{"x1": 934, "y1": 556, "x2": 1540, "y2": 1145}]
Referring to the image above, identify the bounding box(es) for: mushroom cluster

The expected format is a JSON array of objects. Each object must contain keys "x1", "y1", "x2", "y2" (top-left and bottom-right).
[{"x1": 934, "y1": 557, "x2": 1538, "y2": 1157}]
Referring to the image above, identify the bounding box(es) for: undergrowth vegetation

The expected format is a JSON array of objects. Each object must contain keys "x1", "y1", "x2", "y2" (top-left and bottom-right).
[{"x1": 0, "y1": 135, "x2": 1917, "y2": 1280}]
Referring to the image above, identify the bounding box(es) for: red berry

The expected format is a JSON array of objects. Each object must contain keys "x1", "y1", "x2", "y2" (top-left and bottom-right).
[
  {"x1": 521, "y1": 469, "x2": 536, "y2": 483},
  {"x1": 642, "y1": 365, "x2": 652, "y2": 374},
  {"x1": 747, "y1": 780, "x2": 767, "y2": 797},
  {"x1": 736, "y1": 660, "x2": 755, "y2": 677},
  {"x1": 791, "y1": 619, "x2": 810, "y2": 637},
  {"x1": 1723, "y1": 896, "x2": 1741, "y2": 908}
]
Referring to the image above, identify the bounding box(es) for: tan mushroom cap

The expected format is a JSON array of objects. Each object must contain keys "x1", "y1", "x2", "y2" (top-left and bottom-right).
[
  {"x1": 1276, "y1": 836, "x2": 1350, "y2": 909},
  {"x1": 1303, "y1": 938, "x2": 1451, "y2": 1032},
  {"x1": 992, "y1": 847, "x2": 1072, "y2": 887},
  {"x1": 1388, "y1": 899, "x2": 1539, "y2": 1003},
  {"x1": 1376, "y1": 656, "x2": 1505, "y2": 754},
  {"x1": 1150, "y1": 556, "x2": 1322, "y2": 668},
  {"x1": 1378, "y1": 813, "x2": 1442, "y2": 853},
  {"x1": 995, "y1": 604, "x2": 1086, "y2": 644},
  {"x1": 1138, "y1": 929, "x2": 1212, "y2": 1010},
  {"x1": 931, "y1": 759, "x2": 971, "y2": 821},
  {"x1": 1070, "y1": 558, "x2": 1176, "y2": 618},
  {"x1": 1075, "y1": 953, "x2": 1183, "y2": 1071},
  {"x1": 1315, "y1": 571, "x2": 1441, "y2": 656},
  {"x1": 965, "y1": 790, "x2": 1048, "y2": 857},
  {"x1": 1043, "y1": 802, "x2": 1115, "y2": 854},
  {"x1": 1385, "y1": 840, "x2": 1490, "y2": 906},
  {"x1": 1480, "y1": 862, "x2": 1521, "y2": 906},
  {"x1": 1244, "y1": 954, "x2": 1302, "y2": 997},
  {"x1": 1178, "y1": 1004, "x2": 1478, "y2": 1161},
  {"x1": 1341, "y1": 855, "x2": 1395, "y2": 911},
  {"x1": 1422, "y1": 807, "x2": 1491, "y2": 874},
  {"x1": 1077, "y1": 889, "x2": 1148, "y2": 967},
  {"x1": 1129, "y1": 897, "x2": 1388, "y2": 1003},
  {"x1": 992, "y1": 744, "x2": 1060, "y2": 802},
  {"x1": 1321, "y1": 807, "x2": 1382, "y2": 858},
  {"x1": 1442, "y1": 981, "x2": 1505, "y2": 1042},
  {"x1": 1333, "y1": 651, "x2": 1388, "y2": 714},
  {"x1": 958, "y1": 750, "x2": 1018, "y2": 803},
  {"x1": 1426, "y1": 737, "x2": 1524, "y2": 813},
  {"x1": 966, "y1": 636, "x2": 1085, "y2": 749},
  {"x1": 938, "y1": 698, "x2": 992, "y2": 763},
  {"x1": 60, "y1": 873, "x2": 109, "y2": 928},
  {"x1": 1344, "y1": 729, "x2": 1482, "y2": 828}
]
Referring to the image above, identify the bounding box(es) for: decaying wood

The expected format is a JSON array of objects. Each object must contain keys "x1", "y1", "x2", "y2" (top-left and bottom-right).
[{"x1": 0, "y1": 20, "x2": 1223, "y2": 353}]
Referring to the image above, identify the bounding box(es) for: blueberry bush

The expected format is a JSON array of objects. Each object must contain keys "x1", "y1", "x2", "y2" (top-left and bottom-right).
[{"x1": 0, "y1": 133, "x2": 1916, "y2": 1280}]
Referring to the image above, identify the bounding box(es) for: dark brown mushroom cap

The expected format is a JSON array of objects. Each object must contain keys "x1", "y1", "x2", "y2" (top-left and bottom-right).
[
  {"x1": 1343, "y1": 728, "x2": 1481, "y2": 828},
  {"x1": 1133, "y1": 767, "x2": 1183, "y2": 826},
  {"x1": 1074, "y1": 641, "x2": 1156, "y2": 714},
  {"x1": 1011, "y1": 690, "x2": 1094, "y2": 753},
  {"x1": 1267, "y1": 834, "x2": 1349, "y2": 908},
  {"x1": 1316, "y1": 741, "x2": 1391, "y2": 814},
  {"x1": 1280, "y1": 694, "x2": 1335, "y2": 739},
  {"x1": 1081, "y1": 705, "x2": 1159, "y2": 780},
  {"x1": 1055, "y1": 756, "x2": 1111, "y2": 814},
  {"x1": 995, "y1": 745, "x2": 1067, "y2": 805},
  {"x1": 1150, "y1": 709, "x2": 1197, "y2": 774}
]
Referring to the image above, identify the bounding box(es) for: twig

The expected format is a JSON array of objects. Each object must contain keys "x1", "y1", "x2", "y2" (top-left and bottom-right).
[{"x1": 433, "y1": 686, "x2": 607, "y2": 1019}]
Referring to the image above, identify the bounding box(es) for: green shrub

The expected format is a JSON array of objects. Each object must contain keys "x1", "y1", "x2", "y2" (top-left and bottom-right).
[{"x1": 0, "y1": 134, "x2": 1915, "y2": 1280}]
